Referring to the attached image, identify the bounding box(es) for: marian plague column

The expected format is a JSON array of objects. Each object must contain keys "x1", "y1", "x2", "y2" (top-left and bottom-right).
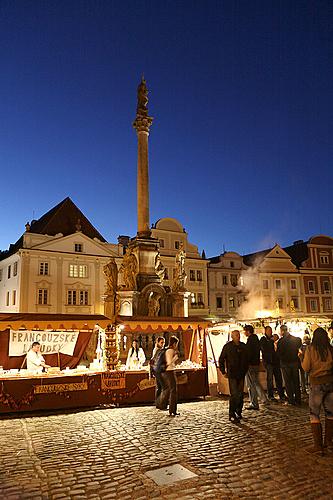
[{"x1": 133, "y1": 76, "x2": 153, "y2": 238}]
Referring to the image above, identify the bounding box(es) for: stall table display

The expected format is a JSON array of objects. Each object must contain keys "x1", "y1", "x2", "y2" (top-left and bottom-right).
[{"x1": 0, "y1": 366, "x2": 208, "y2": 413}]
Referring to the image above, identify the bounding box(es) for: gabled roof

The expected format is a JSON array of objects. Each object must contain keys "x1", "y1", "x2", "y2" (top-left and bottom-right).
[
  {"x1": 27, "y1": 197, "x2": 106, "y2": 242},
  {"x1": 242, "y1": 248, "x2": 271, "y2": 267},
  {"x1": 284, "y1": 241, "x2": 309, "y2": 267},
  {"x1": 0, "y1": 197, "x2": 107, "y2": 260},
  {"x1": 243, "y1": 241, "x2": 309, "y2": 268}
]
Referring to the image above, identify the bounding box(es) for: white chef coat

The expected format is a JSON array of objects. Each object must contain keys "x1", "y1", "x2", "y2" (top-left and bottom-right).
[{"x1": 27, "y1": 349, "x2": 45, "y2": 373}]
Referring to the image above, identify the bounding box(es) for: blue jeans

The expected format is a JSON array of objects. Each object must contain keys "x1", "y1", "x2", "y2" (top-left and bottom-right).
[
  {"x1": 309, "y1": 383, "x2": 333, "y2": 419},
  {"x1": 246, "y1": 366, "x2": 267, "y2": 408}
]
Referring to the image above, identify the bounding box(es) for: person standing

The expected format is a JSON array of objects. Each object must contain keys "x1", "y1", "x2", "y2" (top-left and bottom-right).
[
  {"x1": 26, "y1": 342, "x2": 51, "y2": 373},
  {"x1": 260, "y1": 326, "x2": 285, "y2": 401},
  {"x1": 126, "y1": 339, "x2": 146, "y2": 370},
  {"x1": 219, "y1": 330, "x2": 249, "y2": 423},
  {"x1": 244, "y1": 325, "x2": 268, "y2": 410},
  {"x1": 150, "y1": 336, "x2": 165, "y2": 408},
  {"x1": 300, "y1": 327, "x2": 333, "y2": 454},
  {"x1": 277, "y1": 325, "x2": 302, "y2": 405},
  {"x1": 160, "y1": 336, "x2": 180, "y2": 417},
  {"x1": 299, "y1": 334, "x2": 311, "y2": 394}
]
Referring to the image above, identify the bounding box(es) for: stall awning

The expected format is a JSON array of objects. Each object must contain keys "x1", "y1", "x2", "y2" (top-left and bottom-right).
[
  {"x1": 0, "y1": 313, "x2": 111, "y2": 331},
  {"x1": 117, "y1": 316, "x2": 211, "y2": 333}
]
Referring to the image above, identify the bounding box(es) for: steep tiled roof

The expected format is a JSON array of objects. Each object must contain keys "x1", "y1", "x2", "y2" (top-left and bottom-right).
[
  {"x1": 242, "y1": 248, "x2": 271, "y2": 267},
  {"x1": 28, "y1": 197, "x2": 106, "y2": 242},
  {"x1": 0, "y1": 197, "x2": 107, "y2": 260},
  {"x1": 284, "y1": 241, "x2": 309, "y2": 267}
]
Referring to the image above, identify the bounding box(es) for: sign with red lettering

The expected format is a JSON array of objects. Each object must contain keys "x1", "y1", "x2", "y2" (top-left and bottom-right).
[{"x1": 9, "y1": 330, "x2": 79, "y2": 357}]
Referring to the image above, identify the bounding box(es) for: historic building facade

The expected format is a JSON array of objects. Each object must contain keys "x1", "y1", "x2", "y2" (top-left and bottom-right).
[
  {"x1": 151, "y1": 217, "x2": 209, "y2": 316},
  {"x1": 285, "y1": 236, "x2": 333, "y2": 316},
  {"x1": 208, "y1": 251, "x2": 247, "y2": 319},
  {"x1": 0, "y1": 198, "x2": 122, "y2": 315}
]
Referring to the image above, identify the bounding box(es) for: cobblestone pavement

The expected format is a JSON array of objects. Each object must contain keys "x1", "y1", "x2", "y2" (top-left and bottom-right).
[{"x1": 1, "y1": 397, "x2": 333, "y2": 500}]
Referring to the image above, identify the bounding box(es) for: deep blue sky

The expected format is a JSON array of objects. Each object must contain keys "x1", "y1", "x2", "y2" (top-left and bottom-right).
[{"x1": 1, "y1": 1, "x2": 332, "y2": 257}]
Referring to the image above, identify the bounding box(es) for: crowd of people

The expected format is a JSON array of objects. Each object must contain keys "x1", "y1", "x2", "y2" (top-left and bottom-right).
[
  {"x1": 125, "y1": 325, "x2": 333, "y2": 454},
  {"x1": 219, "y1": 324, "x2": 333, "y2": 455}
]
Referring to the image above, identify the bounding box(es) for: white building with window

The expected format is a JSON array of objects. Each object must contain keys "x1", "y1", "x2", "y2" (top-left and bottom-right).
[
  {"x1": 208, "y1": 251, "x2": 248, "y2": 320},
  {"x1": 0, "y1": 198, "x2": 122, "y2": 314},
  {"x1": 151, "y1": 217, "x2": 209, "y2": 316}
]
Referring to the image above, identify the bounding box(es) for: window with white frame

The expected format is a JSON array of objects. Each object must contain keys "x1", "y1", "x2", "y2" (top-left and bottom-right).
[
  {"x1": 229, "y1": 296, "x2": 235, "y2": 309},
  {"x1": 222, "y1": 275, "x2": 228, "y2": 285},
  {"x1": 320, "y1": 255, "x2": 329, "y2": 264},
  {"x1": 39, "y1": 262, "x2": 49, "y2": 275},
  {"x1": 189, "y1": 270, "x2": 195, "y2": 281},
  {"x1": 263, "y1": 279, "x2": 269, "y2": 289},
  {"x1": 290, "y1": 279, "x2": 297, "y2": 289},
  {"x1": 308, "y1": 280, "x2": 315, "y2": 293},
  {"x1": 69, "y1": 264, "x2": 88, "y2": 278},
  {"x1": 323, "y1": 280, "x2": 331, "y2": 293},
  {"x1": 324, "y1": 298, "x2": 332, "y2": 311},
  {"x1": 196, "y1": 270, "x2": 202, "y2": 281},
  {"x1": 67, "y1": 290, "x2": 89, "y2": 305},
  {"x1": 275, "y1": 279, "x2": 281, "y2": 289},
  {"x1": 38, "y1": 289, "x2": 48, "y2": 305},
  {"x1": 8, "y1": 265, "x2": 11, "y2": 279},
  {"x1": 310, "y1": 299, "x2": 318, "y2": 312},
  {"x1": 12, "y1": 290, "x2": 16, "y2": 305},
  {"x1": 74, "y1": 243, "x2": 83, "y2": 253},
  {"x1": 13, "y1": 262, "x2": 18, "y2": 276}
]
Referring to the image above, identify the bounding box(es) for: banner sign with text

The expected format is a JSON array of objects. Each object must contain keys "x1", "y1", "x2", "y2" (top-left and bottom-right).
[{"x1": 9, "y1": 330, "x2": 80, "y2": 357}]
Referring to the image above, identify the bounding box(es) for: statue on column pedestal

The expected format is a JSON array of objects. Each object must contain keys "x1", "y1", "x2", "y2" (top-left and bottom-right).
[
  {"x1": 103, "y1": 257, "x2": 118, "y2": 296},
  {"x1": 119, "y1": 247, "x2": 138, "y2": 290},
  {"x1": 172, "y1": 243, "x2": 187, "y2": 292}
]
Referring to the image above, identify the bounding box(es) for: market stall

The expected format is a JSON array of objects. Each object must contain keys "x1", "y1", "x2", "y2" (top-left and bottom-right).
[
  {"x1": 206, "y1": 315, "x2": 333, "y2": 395},
  {"x1": 0, "y1": 314, "x2": 210, "y2": 413}
]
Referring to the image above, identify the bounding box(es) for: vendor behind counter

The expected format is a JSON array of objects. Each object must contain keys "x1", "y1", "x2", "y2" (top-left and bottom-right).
[{"x1": 26, "y1": 341, "x2": 51, "y2": 373}]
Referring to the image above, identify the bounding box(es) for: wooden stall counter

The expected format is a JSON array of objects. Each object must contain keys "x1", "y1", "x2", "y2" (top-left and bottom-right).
[{"x1": 0, "y1": 367, "x2": 208, "y2": 414}]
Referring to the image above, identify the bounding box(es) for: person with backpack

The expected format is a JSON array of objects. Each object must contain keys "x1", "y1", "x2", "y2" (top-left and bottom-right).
[
  {"x1": 159, "y1": 336, "x2": 180, "y2": 416},
  {"x1": 150, "y1": 336, "x2": 166, "y2": 408},
  {"x1": 300, "y1": 327, "x2": 333, "y2": 454}
]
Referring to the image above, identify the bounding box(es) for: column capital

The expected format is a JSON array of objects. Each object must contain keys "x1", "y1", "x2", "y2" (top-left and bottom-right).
[{"x1": 133, "y1": 114, "x2": 153, "y2": 134}]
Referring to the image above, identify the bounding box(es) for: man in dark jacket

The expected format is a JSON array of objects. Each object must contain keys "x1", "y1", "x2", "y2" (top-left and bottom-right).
[
  {"x1": 219, "y1": 330, "x2": 248, "y2": 423},
  {"x1": 244, "y1": 324, "x2": 268, "y2": 410},
  {"x1": 277, "y1": 324, "x2": 302, "y2": 405},
  {"x1": 260, "y1": 326, "x2": 285, "y2": 401}
]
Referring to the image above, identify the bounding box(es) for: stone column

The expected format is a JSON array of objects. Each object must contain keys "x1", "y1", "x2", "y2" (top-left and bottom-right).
[{"x1": 133, "y1": 76, "x2": 153, "y2": 238}]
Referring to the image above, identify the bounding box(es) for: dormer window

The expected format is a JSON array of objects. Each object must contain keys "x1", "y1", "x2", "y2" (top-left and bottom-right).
[{"x1": 75, "y1": 243, "x2": 83, "y2": 253}]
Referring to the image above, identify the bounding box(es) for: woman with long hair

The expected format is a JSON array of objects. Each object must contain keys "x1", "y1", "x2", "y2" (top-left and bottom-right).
[
  {"x1": 301, "y1": 327, "x2": 333, "y2": 454},
  {"x1": 126, "y1": 339, "x2": 146, "y2": 370}
]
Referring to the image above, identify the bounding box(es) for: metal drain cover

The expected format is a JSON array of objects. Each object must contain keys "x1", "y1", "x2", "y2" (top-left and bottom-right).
[{"x1": 145, "y1": 463, "x2": 197, "y2": 486}]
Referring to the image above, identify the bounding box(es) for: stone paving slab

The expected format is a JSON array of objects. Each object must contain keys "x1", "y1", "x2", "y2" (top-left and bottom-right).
[{"x1": 0, "y1": 397, "x2": 333, "y2": 499}]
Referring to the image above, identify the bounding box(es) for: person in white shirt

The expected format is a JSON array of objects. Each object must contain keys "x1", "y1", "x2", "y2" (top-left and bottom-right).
[
  {"x1": 160, "y1": 336, "x2": 180, "y2": 416},
  {"x1": 126, "y1": 339, "x2": 146, "y2": 370},
  {"x1": 26, "y1": 342, "x2": 50, "y2": 373}
]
